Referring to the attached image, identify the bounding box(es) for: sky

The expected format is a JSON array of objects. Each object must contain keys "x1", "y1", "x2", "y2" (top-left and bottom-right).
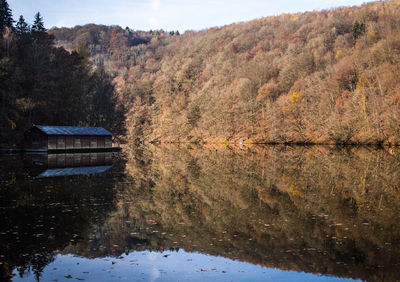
[{"x1": 8, "y1": 0, "x2": 373, "y2": 32}]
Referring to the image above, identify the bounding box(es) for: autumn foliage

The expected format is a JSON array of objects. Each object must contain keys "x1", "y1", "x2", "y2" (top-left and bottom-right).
[{"x1": 52, "y1": 0, "x2": 400, "y2": 145}]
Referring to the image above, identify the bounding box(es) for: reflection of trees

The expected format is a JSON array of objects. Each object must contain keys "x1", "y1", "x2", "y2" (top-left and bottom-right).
[
  {"x1": 3, "y1": 147, "x2": 400, "y2": 281},
  {"x1": 91, "y1": 145, "x2": 400, "y2": 282},
  {"x1": 0, "y1": 156, "x2": 121, "y2": 281}
]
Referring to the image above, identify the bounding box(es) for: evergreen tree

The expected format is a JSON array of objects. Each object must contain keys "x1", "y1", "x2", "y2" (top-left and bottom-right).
[
  {"x1": 352, "y1": 20, "x2": 365, "y2": 40},
  {"x1": 31, "y1": 12, "x2": 45, "y2": 32},
  {"x1": 0, "y1": 0, "x2": 13, "y2": 31},
  {"x1": 15, "y1": 15, "x2": 29, "y2": 34}
]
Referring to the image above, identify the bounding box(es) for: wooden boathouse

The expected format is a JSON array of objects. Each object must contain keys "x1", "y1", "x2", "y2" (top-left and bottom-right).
[{"x1": 24, "y1": 125, "x2": 114, "y2": 152}]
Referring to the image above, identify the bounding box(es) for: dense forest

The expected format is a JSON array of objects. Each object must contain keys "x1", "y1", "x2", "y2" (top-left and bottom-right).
[
  {"x1": 50, "y1": 0, "x2": 400, "y2": 145},
  {"x1": 0, "y1": 0, "x2": 124, "y2": 146}
]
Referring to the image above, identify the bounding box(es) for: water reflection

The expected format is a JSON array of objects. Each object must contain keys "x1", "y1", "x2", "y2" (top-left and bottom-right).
[
  {"x1": 24, "y1": 152, "x2": 114, "y2": 177},
  {"x1": 1, "y1": 146, "x2": 400, "y2": 281},
  {"x1": 0, "y1": 153, "x2": 121, "y2": 280}
]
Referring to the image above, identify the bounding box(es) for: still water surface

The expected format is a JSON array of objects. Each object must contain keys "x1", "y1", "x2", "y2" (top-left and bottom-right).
[{"x1": 1, "y1": 145, "x2": 399, "y2": 281}]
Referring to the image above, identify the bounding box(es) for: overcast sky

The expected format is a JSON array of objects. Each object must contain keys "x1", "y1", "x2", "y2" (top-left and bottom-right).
[{"x1": 9, "y1": 0, "x2": 372, "y2": 32}]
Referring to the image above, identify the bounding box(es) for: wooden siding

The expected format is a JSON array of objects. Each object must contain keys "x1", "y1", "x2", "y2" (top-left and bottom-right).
[
  {"x1": 97, "y1": 136, "x2": 105, "y2": 148},
  {"x1": 56, "y1": 136, "x2": 66, "y2": 149},
  {"x1": 48, "y1": 136, "x2": 57, "y2": 150},
  {"x1": 74, "y1": 137, "x2": 81, "y2": 148},
  {"x1": 105, "y1": 136, "x2": 112, "y2": 148},
  {"x1": 81, "y1": 137, "x2": 90, "y2": 149},
  {"x1": 66, "y1": 136, "x2": 74, "y2": 149},
  {"x1": 90, "y1": 136, "x2": 97, "y2": 148}
]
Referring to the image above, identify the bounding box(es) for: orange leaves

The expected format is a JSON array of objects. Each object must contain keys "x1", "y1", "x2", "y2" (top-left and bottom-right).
[
  {"x1": 335, "y1": 50, "x2": 343, "y2": 60},
  {"x1": 356, "y1": 73, "x2": 369, "y2": 90},
  {"x1": 281, "y1": 90, "x2": 306, "y2": 129},
  {"x1": 288, "y1": 91, "x2": 303, "y2": 104},
  {"x1": 333, "y1": 58, "x2": 359, "y2": 91},
  {"x1": 391, "y1": 90, "x2": 400, "y2": 106},
  {"x1": 367, "y1": 31, "x2": 379, "y2": 44},
  {"x1": 334, "y1": 90, "x2": 352, "y2": 115},
  {"x1": 256, "y1": 81, "x2": 280, "y2": 101},
  {"x1": 47, "y1": 0, "x2": 400, "y2": 145}
]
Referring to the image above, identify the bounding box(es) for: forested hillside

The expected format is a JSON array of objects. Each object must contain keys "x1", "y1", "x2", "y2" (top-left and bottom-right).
[
  {"x1": 51, "y1": 1, "x2": 400, "y2": 144},
  {"x1": 0, "y1": 1, "x2": 124, "y2": 145}
]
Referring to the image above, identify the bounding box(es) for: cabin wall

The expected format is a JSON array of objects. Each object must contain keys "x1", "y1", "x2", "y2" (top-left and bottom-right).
[
  {"x1": 81, "y1": 137, "x2": 90, "y2": 149},
  {"x1": 66, "y1": 136, "x2": 74, "y2": 149},
  {"x1": 105, "y1": 136, "x2": 112, "y2": 148},
  {"x1": 90, "y1": 136, "x2": 97, "y2": 148},
  {"x1": 97, "y1": 136, "x2": 105, "y2": 148},
  {"x1": 74, "y1": 136, "x2": 81, "y2": 148},
  {"x1": 24, "y1": 129, "x2": 47, "y2": 151},
  {"x1": 56, "y1": 136, "x2": 66, "y2": 150},
  {"x1": 49, "y1": 135, "x2": 111, "y2": 150},
  {"x1": 25, "y1": 126, "x2": 113, "y2": 151},
  {"x1": 48, "y1": 136, "x2": 57, "y2": 150}
]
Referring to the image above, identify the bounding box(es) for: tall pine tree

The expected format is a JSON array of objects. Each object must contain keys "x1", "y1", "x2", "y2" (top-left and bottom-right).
[
  {"x1": 31, "y1": 12, "x2": 45, "y2": 32},
  {"x1": 0, "y1": 0, "x2": 13, "y2": 32},
  {"x1": 15, "y1": 15, "x2": 29, "y2": 34}
]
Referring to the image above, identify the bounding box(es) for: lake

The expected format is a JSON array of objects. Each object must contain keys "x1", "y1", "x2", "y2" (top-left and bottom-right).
[{"x1": 1, "y1": 145, "x2": 400, "y2": 281}]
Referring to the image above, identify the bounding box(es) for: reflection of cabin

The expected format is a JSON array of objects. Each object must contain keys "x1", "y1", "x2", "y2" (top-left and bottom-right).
[
  {"x1": 24, "y1": 125, "x2": 113, "y2": 152},
  {"x1": 37, "y1": 165, "x2": 112, "y2": 178},
  {"x1": 25, "y1": 152, "x2": 114, "y2": 177}
]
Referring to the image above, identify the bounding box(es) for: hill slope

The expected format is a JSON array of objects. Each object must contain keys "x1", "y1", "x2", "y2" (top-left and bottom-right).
[{"x1": 51, "y1": 0, "x2": 400, "y2": 145}]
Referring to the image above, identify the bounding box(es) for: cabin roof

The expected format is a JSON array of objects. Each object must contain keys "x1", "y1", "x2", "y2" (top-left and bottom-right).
[{"x1": 35, "y1": 125, "x2": 112, "y2": 136}]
